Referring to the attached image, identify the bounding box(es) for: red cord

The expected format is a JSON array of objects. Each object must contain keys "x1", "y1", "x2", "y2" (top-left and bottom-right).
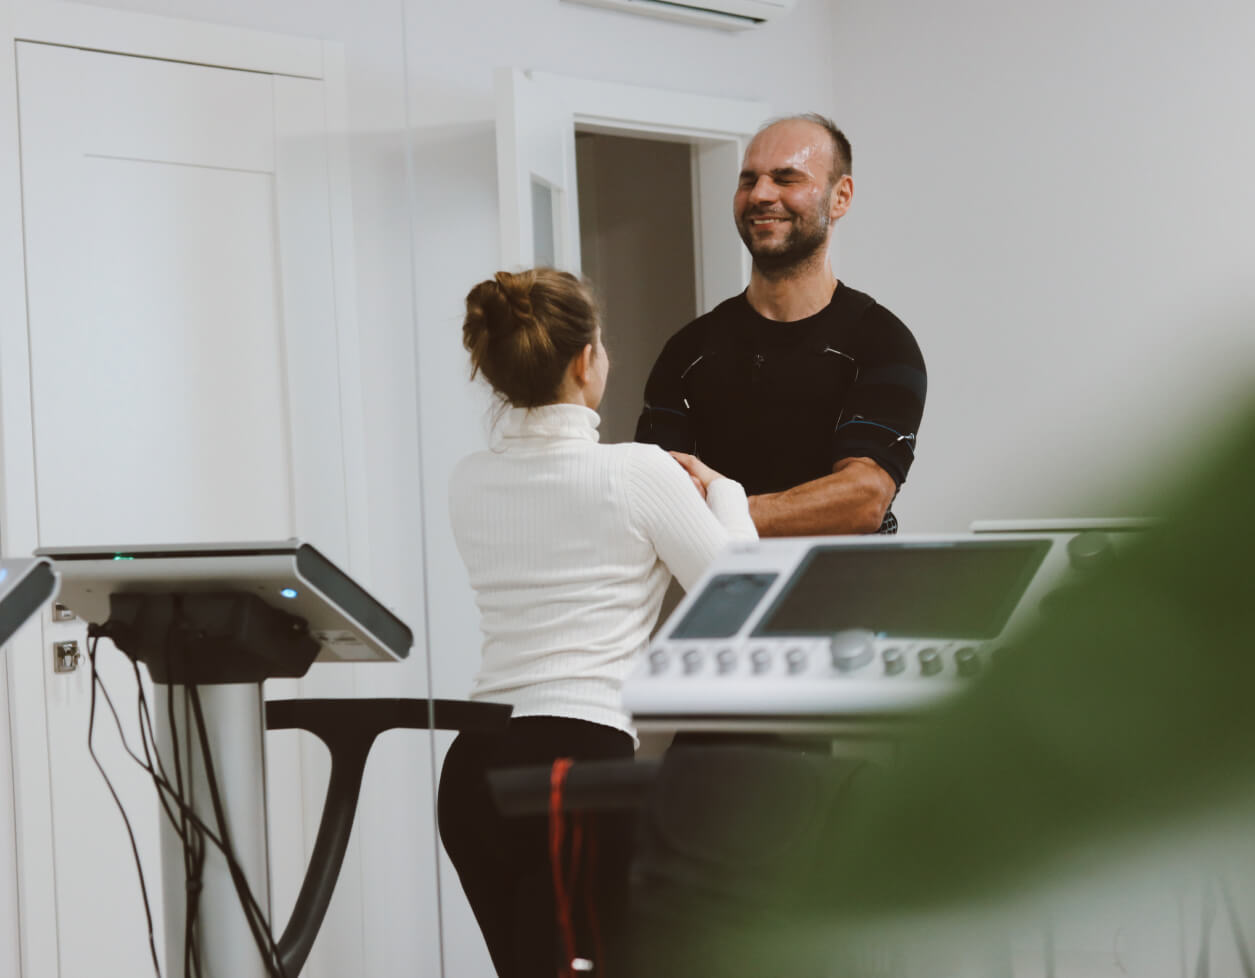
[
  {"x1": 566, "y1": 815, "x2": 584, "y2": 898},
  {"x1": 550, "y1": 758, "x2": 577, "y2": 978}
]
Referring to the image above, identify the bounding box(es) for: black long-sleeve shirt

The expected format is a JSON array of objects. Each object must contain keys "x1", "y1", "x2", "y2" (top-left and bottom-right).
[{"x1": 635, "y1": 283, "x2": 927, "y2": 498}]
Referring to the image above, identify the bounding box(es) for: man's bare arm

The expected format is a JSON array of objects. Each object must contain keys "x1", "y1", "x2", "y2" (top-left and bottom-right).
[{"x1": 747, "y1": 457, "x2": 897, "y2": 537}]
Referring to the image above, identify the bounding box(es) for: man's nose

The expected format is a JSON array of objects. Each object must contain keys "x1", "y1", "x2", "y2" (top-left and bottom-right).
[{"x1": 746, "y1": 175, "x2": 777, "y2": 204}]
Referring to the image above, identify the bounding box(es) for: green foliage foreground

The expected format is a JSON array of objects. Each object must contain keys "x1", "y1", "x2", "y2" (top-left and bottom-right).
[{"x1": 631, "y1": 395, "x2": 1255, "y2": 977}]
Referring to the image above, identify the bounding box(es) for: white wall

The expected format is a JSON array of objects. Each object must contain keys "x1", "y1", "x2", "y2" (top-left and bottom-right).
[
  {"x1": 827, "y1": 0, "x2": 1255, "y2": 532},
  {"x1": 0, "y1": 639, "x2": 19, "y2": 978},
  {"x1": 826, "y1": 1, "x2": 1255, "y2": 970}
]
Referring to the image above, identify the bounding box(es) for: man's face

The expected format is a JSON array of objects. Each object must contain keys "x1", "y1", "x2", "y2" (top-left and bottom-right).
[{"x1": 733, "y1": 120, "x2": 851, "y2": 272}]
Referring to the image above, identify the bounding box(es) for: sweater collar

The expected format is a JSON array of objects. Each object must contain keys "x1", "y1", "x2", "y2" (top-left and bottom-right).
[{"x1": 498, "y1": 403, "x2": 601, "y2": 444}]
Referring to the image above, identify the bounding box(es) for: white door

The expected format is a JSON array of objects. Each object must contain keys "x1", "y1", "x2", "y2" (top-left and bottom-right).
[
  {"x1": 14, "y1": 40, "x2": 353, "y2": 977},
  {"x1": 495, "y1": 67, "x2": 583, "y2": 271},
  {"x1": 494, "y1": 69, "x2": 767, "y2": 307}
]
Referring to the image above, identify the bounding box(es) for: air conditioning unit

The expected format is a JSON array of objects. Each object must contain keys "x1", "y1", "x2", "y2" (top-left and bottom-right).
[{"x1": 564, "y1": 0, "x2": 797, "y2": 32}]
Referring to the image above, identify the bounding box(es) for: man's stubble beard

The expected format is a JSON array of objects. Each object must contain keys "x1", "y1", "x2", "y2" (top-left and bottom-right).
[{"x1": 739, "y1": 197, "x2": 833, "y2": 280}]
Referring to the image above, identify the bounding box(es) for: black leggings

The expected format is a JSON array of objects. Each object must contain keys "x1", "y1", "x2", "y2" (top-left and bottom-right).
[{"x1": 437, "y1": 716, "x2": 635, "y2": 978}]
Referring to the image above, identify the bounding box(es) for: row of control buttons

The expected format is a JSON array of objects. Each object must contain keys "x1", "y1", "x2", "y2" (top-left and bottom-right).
[
  {"x1": 647, "y1": 643, "x2": 985, "y2": 678},
  {"x1": 907, "y1": 646, "x2": 980, "y2": 677}
]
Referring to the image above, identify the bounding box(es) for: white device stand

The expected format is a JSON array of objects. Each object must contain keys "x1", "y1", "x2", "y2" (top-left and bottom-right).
[
  {"x1": 153, "y1": 683, "x2": 509, "y2": 978},
  {"x1": 35, "y1": 543, "x2": 508, "y2": 978},
  {"x1": 157, "y1": 683, "x2": 273, "y2": 978}
]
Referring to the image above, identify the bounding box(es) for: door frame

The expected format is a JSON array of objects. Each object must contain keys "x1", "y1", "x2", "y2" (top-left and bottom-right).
[
  {"x1": 495, "y1": 69, "x2": 768, "y2": 312},
  {"x1": 0, "y1": 3, "x2": 367, "y2": 975}
]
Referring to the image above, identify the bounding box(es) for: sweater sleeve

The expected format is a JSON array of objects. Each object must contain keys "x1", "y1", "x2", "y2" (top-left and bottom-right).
[
  {"x1": 704, "y1": 477, "x2": 757, "y2": 538},
  {"x1": 625, "y1": 445, "x2": 758, "y2": 592}
]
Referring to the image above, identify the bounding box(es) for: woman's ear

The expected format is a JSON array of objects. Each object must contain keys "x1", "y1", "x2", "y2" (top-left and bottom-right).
[{"x1": 572, "y1": 343, "x2": 595, "y2": 387}]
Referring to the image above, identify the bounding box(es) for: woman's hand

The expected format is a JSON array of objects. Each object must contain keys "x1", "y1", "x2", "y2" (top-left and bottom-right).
[{"x1": 669, "y1": 451, "x2": 725, "y2": 498}]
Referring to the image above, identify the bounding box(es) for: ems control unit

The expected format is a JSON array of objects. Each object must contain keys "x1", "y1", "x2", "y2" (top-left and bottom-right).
[{"x1": 623, "y1": 527, "x2": 1142, "y2": 734}]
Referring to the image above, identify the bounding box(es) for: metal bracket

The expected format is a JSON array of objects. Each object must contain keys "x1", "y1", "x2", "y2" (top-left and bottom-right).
[{"x1": 53, "y1": 640, "x2": 81, "y2": 673}]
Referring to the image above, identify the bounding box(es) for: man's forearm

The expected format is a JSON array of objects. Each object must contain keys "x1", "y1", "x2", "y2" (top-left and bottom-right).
[{"x1": 748, "y1": 457, "x2": 896, "y2": 537}]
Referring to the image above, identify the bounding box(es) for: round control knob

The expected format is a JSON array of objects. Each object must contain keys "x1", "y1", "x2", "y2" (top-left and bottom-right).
[
  {"x1": 648, "y1": 649, "x2": 669, "y2": 675},
  {"x1": 785, "y1": 647, "x2": 808, "y2": 674},
  {"x1": 882, "y1": 647, "x2": 905, "y2": 675},
  {"x1": 715, "y1": 648, "x2": 737, "y2": 674},
  {"x1": 918, "y1": 647, "x2": 942, "y2": 676},
  {"x1": 1067, "y1": 530, "x2": 1112, "y2": 570},
  {"x1": 955, "y1": 647, "x2": 980, "y2": 677},
  {"x1": 750, "y1": 648, "x2": 772, "y2": 674},
  {"x1": 682, "y1": 648, "x2": 703, "y2": 675},
  {"x1": 829, "y1": 628, "x2": 876, "y2": 673}
]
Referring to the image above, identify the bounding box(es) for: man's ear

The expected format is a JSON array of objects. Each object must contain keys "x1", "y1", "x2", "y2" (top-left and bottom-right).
[{"x1": 830, "y1": 173, "x2": 854, "y2": 221}]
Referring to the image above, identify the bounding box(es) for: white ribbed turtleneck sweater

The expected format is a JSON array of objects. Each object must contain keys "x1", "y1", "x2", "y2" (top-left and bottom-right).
[{"x1": 448, "y1": 403, "x2": 757, "y2": 735}]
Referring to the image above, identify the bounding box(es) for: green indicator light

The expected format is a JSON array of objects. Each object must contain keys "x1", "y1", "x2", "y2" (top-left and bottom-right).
[{"x1": 113, "y1": 555, "x2": 134, "y2": 561}]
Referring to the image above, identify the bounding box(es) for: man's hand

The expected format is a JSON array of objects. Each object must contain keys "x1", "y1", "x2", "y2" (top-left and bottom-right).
[{"x1": 748, "y1": 457, "x2": 897, "y2": 537}]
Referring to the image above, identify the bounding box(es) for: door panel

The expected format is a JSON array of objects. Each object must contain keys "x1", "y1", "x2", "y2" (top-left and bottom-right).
[
  {"x1": 692, "y1": 139, "x2": 753, "y2": 313},
  {"x1": 494, "y1": 67, "x2": 581, "y2": 271},
  {"x1": 16, "y1": 40, "x2": 345, "y2": 976},
  {"x1": 77, "y1": 46, "x2": 275, "y2": 172},
  {"x1": 26, "y1": 154, "x2": 292, "y2": 546}
]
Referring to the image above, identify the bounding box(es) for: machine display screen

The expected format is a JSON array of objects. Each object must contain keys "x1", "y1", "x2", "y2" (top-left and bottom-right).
[
  {"x1": 753, "y1": 541, "x2": 1051, "y2": 639},
  {"x1": 669, "y1": 572, "x2": 779, "y2": 639}
]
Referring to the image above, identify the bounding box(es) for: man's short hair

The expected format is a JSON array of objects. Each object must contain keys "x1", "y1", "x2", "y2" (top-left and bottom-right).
[{"x1": 755, "y1": 113, "x2": 852, "y2": 186}]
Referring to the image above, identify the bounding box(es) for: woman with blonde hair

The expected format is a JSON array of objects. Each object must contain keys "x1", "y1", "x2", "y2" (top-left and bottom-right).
[{"x1": 438, "y1": 268, "x2": 756, "y2": 977}]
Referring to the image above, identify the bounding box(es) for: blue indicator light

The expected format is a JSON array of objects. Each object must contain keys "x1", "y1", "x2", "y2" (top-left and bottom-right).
[
  {"x1": 113, "y1": 555, "x2": 134, "y2": 561},
  {"x1": 280, "y1": 588, "x2": 299, "y2": 599},
  {"x1": 0, "y1": 569, "x2": 7, "y2": 583}
]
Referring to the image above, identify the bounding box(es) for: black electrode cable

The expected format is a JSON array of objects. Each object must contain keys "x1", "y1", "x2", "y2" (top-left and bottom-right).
[
  {"x1": 1196, "y1": 881, "x2": 1217, "y2": 978},
  {"x1": 102, "y1": 609, "x2": 283, "y2": 974},
  {"x1": 91, "y1": 645, "x2": 204, "y2": 977},
  {"x1": 86, "y1": 621, "x2": 285, "y2": 978},
  {"x1": 187, "y1": 684, "x2": 289, "y2": 978},
  {"x1": 89, "y1": 636, "x2": 208, "y2": 977},
  {"x1": 1043, "y1": 915, "x2": 1056, "y2": 978},
  {"x1": 128, "y1": 651, "x2": 203, "y2": 978},
  {"x1": 1218, "y1": 876, "x2": 1255, "y2": 978},
  {"x1": 167, "y1": 589, "x2": 288, "y2": 978},
  {"x1": 145, "y1": 653, "x2": 204, "y2": 978},
  {"x1": 85, "y1": 635, "x2": 164, "y2": 977}
]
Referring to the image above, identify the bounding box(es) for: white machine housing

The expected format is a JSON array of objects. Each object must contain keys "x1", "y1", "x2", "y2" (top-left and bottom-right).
[
  {"x1": 624, "y1": 528, "x2": 1141, "y2": 733},
  {"x1": 563, "y1": 0, "x2": 797, "y2": 32},
  {"x1": 35, "y1": 539, "x2": 410, "y2": 663},
  {"x1": 0, "y1": 557, "x2": 59, "y2": 647}
]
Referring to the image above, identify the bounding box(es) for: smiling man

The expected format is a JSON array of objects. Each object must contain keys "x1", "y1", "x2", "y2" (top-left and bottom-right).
[{"x1": 636, "y1": 114, "x2": 927, "y2": 536}]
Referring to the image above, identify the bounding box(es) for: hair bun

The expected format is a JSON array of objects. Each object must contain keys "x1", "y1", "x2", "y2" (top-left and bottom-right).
[
  {"x1": 461, "y1": 267, "x2": 598, "y2": 407},
  {"x1": 461, "y1": 280, "x2": 510, "y2": 354},
  {"x1": 493, "y1": 270, "x2": 535, "y2": 329}
]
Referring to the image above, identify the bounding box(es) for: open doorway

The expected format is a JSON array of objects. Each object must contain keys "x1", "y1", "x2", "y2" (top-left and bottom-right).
[
  {"x1": 574, "y1": 129, "x2": 709, "y2": 759},
  {"x1": 575, "y1": 130, "x2": 699, "y2": 445},
  {"x1": 494, "y1": 67, "x2": 764, "y2": 318}
]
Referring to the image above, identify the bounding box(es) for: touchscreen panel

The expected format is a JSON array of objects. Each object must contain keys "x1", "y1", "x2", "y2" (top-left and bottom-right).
[
  {"x1": 753, "y1": 541, "x2": 1050, "y2": 639},
  {"x1": 669, "y1": 572, "x2": 779, "y2": 639}
]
